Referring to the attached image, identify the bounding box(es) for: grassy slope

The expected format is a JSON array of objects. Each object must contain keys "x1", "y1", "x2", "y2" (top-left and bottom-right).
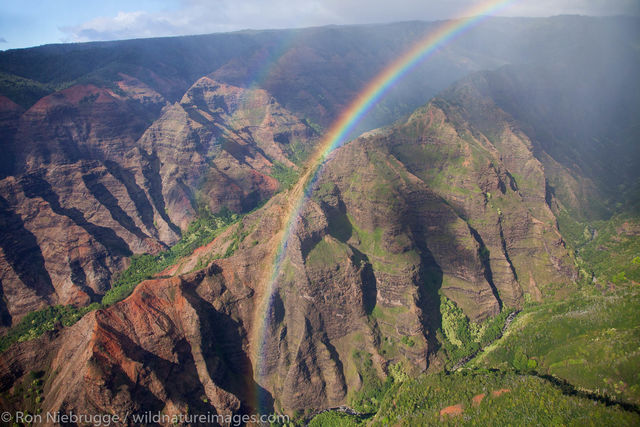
[
  {"x1": 308, "y1": 210, "x2": 640, "y2": 425},
  {"x1": 310, "y1": 371, "x2": 639, "y2": 426},
  {"x1": 374, "y1": 371, "x2": 639, "y2": 426},
  {"x1": 472, "y1": 286, "x2": 640, "y2": 405},
  {"x1": 469, "y1": 213, "x2": 640, "y2": 406},
  {"x1": 557, "y1": 213, "x2": 640, "y2": 286}
]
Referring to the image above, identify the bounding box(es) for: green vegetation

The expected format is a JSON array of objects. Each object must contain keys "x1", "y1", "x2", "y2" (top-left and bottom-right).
[
  {"x1": 346, "y1": 357, "x2": 413, "y2": 420},
  {"x1": 557, "y1": 212, "x2": 640, "y2": 286},
  {"x1": 0, "y1": 370, "x2": 47, "y2": 416},
  {"x1": 369, "y1": 305, "x2": 408, "y2": 324},
  {"x1": 285, "y1": 128, "x2": 317, "y2": 166},
  {"x1": 308, "y1": 411, "x2": 362, "y2": 427},
  {"x1": 390, "y1": 128, "x2": 482, "y2": 199},
  {"x1": 440, "y1": 295, "x2": 477, "y2": 349},
  {"x1": 311, "y1": 181, "x2": 336, "y2": 203},
  {"x1": 371, "y1": 370, "x2": 639, "y2": 426},
  {"x1": 438, "y1": 295, "x2": 513, "y2": 369},
  {"x1": 0, "y1": 208, "x2": 241, "y2": 353},
  {"x1": 347, "y1": 216, "x2": 420, "y2": 275},
  {"x1": 368, "y1": 306, "x2": 410, "y2": 358},
  {"x1": 473, "y1": 285, "x2": 640, "y2": 405},
  {"x1": 305, "y1": 237, "x2": 350, "y2": 269},
  {"x1": 223, "y1": 221, "x2": 251, "y2": 258},
  {"x1": 0, "y1": 305, "x2": 98, "y2": 352},
  {"x1": 310, "y1": 369, "x2": 639, "y2": 426},
  {"x1": 349, "y1": 350, "x2": 395, "y2": 414},
  {"x1": 508, "y1": 212, "x2": 639, "y2": 405},
  {"x1": 269, "y1": 162, "x2": 300, "y2": 191},
  {"x1": 102, "y1": 207, "x2": 239, "y2": 306},
  {"x1": 292, "y1": 149, "x2": 640, "y2": 425},
  {"x1": 0, "y1": 71, "x2": 60, "y2": 108},
  {"x1": 302, "y1": 117, "x2": 323, "y2": 135},
  {"x1": 400, "y1": 335, "x2": 415, "y2": 348}
]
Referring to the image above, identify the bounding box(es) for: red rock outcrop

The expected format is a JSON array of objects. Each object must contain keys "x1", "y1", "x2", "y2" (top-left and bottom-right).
[
  {"x1": 0, "y1": 76, "x2": 316, "y2": 326},
  {"x1": 0, "y1": 67, "x2": 577, "y2": 417}
]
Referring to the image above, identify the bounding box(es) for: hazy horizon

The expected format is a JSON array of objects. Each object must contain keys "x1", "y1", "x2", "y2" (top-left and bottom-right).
[{"x1": 1, "y1": 0, "x2": 639, "y2": 50}]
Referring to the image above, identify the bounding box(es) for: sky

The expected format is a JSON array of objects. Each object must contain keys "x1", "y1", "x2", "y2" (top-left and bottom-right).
[{"x1": 1, "y1": 0, "x2": 638, "y2": 50}]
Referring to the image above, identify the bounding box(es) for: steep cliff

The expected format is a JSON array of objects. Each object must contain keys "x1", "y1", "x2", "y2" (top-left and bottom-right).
[
  {"x1": 0, "y1": 83, "x2": 580, "y2": 416},
  {"x1": 0, "y1": 15, "x2": 635, "y2": 325},
  {"x1": 0, "y1": 15, "x2": 636, "y2": 421},
  {"x1": 0, "y1": 74, "x2": 316, "y2": 326}
]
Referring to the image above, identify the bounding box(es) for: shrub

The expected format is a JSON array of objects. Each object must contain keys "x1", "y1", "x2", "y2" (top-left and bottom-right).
[{"x1": 1, "y1": 208, "x2": 241, "y2": 352}]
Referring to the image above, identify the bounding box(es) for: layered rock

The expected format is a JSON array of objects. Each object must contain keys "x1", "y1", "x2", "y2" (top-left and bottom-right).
[
  {"x1": 23, "y1": 97, "x2": 578, "y2": 414},
  {"x1": 0, "y1": 67, "x2": 582, "y2": 416},
  {"x1": 0, "y1": 76, "x2": 316, "y2": 325},
  {"x1": 0, "y1": 16, "x2": 636, "y2": 420},
  {"x1": 250, "y1": 97, "x2": 578, "y2": 409},
  {"x1": 0, "y1": 210, "x2": 278, "y2": 421},
  {"x1": 384, "y1": 99, "x2": 576, "y2": 307},
  {"x1": 136, "y1": 77, "x2": 315, "y2": 228},
  {"x1": 0, "y1": 95, "x2": 23, "y2": 178}
]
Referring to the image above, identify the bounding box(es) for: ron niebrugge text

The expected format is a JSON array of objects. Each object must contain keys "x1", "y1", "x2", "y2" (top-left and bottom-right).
[{"x1": 4, "y1": 410, "x2": 290, "y2": 426}]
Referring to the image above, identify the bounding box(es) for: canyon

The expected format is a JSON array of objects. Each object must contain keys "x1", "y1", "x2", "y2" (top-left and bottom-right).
[{"x1": 0, "y1": 15, "x2": 638, "y2": 423}]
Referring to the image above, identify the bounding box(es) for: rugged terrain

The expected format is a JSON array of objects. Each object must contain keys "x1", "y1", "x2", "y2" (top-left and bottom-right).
[
  {"x1": 0, "y1": 76, "x2": 317, "y2": 326},
  {"x1": 0, "y1": 15, "x2": 638, "y2": 424},
  {"x1": 0, "y1": 88, "x2": 580, "y2": 416}
]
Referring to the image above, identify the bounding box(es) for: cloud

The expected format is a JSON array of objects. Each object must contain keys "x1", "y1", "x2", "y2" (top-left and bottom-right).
[
  {"x1": 507, "y1": 0, "x2": 640, "y2": 17},
  {"x1": 60, "y1": 0, "x2": 335, "y2": 42},
  {"x1": 61, "y1": 11, "x2": 182, "y2": 42},
  {"x1": 60, "y1": 0, "x2": 640, "y2": 43},
  {"x1": 0, "y1": 37, "x2": 7, "y2": 43}
]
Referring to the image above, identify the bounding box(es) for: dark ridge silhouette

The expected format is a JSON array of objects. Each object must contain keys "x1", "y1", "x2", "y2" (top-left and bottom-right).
[
  {"x1": 535, "y1": 372, "x2": 640, "y2": 416},
  {"x1": 497, "y1": 216, "x2": 518, "y2": 282},
  {"x1": 81, "y1": 172, "x2": 149, "y2": 241},
  {"x1": 103, "y1": 160, "x2": 157, "y2": 234},
  {"x1": 19, "y1": 174, "x2": 132, "y2": 257},
  {"x1": 0, "y1": 195, "x2": 55, "y2": 298},
  {"x1": 468, "y1": 225, "x2": 503, "y2": 310},
  {"x1": 0, "y1": 280, "x2": 13, "y2": 326},
  {"x1": 68, "y1": 258, "x2": 99, "y2": 302},
  {"x1": 138, "y1": 149, "x2": 181, "y2": 235}
]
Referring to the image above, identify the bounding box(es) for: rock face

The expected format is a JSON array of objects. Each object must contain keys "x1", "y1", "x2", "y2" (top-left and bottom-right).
[
  {"x1": 0, "y1": 74, "x2": 579, "y2": 417},
  {"x1": 0, "y1": 75, "x2": 316, "y2": 326},
  {"x1": 252, "y1": 91, "x2": 577, "y2": 411},
  {"x1": 42, "y1": 273, "x2": 252, "y2": 420},
  {"x1": 136, "y1": 77, "x2": 314, "y2": 228},
  {"x1": 1, "y1": 16, "x2": 636, "y2": 420},
  {"x1": 0, "y1": 95, "x2": 23, "y2": 179},
  {"x1": 1, "y1": 16, "x2": 634, "y2": 326}
]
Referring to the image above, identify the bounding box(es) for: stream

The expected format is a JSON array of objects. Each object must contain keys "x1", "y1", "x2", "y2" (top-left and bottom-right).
[
  {"x1": 304, "y1": 310, "x2": 521, "y2": 424},
  {"x1": 451, "y1": 309, "x2": 521, "y2": 372}
]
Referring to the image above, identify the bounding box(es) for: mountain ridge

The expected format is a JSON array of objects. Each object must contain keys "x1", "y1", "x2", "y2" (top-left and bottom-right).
[{"x1": 0, "y1": 15, "x2": 638, "y2": 422}]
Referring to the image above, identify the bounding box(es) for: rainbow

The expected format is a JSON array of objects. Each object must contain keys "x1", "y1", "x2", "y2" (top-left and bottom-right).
[{"x1": 252, "y1": 0, "x2": 517, "y2": 411}]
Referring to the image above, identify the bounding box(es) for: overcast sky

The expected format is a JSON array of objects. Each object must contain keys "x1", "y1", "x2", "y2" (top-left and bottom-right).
[{"x1": 1, "y1": 0, "x2": 638, "y2": 50}]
